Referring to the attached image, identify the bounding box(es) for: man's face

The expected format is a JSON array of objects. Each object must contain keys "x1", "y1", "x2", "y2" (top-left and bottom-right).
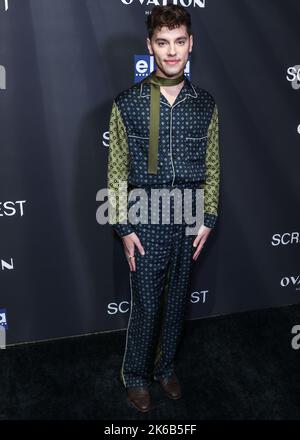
[{"x1": 146, "y1": 24, "x2": 193, "y2": 78}]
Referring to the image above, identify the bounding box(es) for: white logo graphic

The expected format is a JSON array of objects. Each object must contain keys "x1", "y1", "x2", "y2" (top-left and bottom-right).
[
  {"x1": 0, "y1": 65, "x2": 6, "y2": 90},
  {"x1": 135, "y1": 54, "x2": 190, "y2": 82},
  {"x1": 0, "y1": 310, "x2": 9, "y2": 342},
  {"x1": 108, "y1": 301, "x2": 130, "y2": 315},
  {"x1": 190, "y1": 290, "x2": 208, "y2": 304},
  {"x1": 0, "y1": 200, "x2": 27, "y2": 217},
  {"x1": 1, "y1": 258, "x2": 14, "y2": 271},
  {"x1": 0, "y1": 312, "x2": 6, "y2": 326},
  {"x1": 102, "y1": 131, "x2": 109, "y2": 147},
  {"x1": 291, "y1": 325, "x2": 300, "y2": 350},
  {"x1": 271, "y1": 232, "x2": 300, "y2": 246},
  {"x1": 107, "y1": 293, "x2": 207, "y2": 315},
  {"x1": 0, "y1": 326, "x2": 6, "y2": 349},
  {"x1": 286, "y1": 65, "x2": 300, "y2": 90},
  {"x1": 120, "y1": 0, "x2": 205, "y2": 7},
  {"x1": 280, "y1": 275, "x2": 300, "y2": 289}
]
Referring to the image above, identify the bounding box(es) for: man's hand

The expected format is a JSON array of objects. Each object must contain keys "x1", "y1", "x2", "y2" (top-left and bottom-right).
[
  {"x1": 122, "y1": 232, "x2": 145, "y2": 272},
  {"x1": 192, "y1": 224, "x2": 212, "y2": 261}
]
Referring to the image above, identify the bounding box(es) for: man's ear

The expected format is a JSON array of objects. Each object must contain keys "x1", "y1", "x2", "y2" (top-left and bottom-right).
[
  {"x1": 146, "y1": 37, "x2": 153, "y2": 55},
  {"x1": 189, "y1": 34, "x2": 193, "y2": 53}
]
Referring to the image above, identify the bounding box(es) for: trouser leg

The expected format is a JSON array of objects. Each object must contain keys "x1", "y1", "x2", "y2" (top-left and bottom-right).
[
  {"x1": 120, "y1": 223, "x2": 173, "y2": 388},
  {"x1": 153, "y1": 225, "x2": 194, "y2": 380}
]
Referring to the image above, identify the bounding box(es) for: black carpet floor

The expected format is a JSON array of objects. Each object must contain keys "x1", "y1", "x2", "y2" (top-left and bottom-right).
[{"x1": 1, "y1": 303, "x2": 300, "y2": 420}]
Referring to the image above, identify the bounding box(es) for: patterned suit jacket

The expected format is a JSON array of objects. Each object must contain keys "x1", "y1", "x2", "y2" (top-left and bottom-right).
[{"x1": 107, "y1": 73, "x2": 220, "y2": 238}]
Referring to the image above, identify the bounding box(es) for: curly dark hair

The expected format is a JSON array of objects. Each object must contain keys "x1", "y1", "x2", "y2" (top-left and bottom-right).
[{"x1": 146, "y1": 3, "x2": 192, "y2": 39}]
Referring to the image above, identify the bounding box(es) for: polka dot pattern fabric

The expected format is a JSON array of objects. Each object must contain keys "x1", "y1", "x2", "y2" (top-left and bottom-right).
[
  {"x1": 106, "y1": 72, "x2": 221, "y2": 388},
  {"x1": 107, "y1": 72, "x2": 220, "y2": 236},
  {"x1": 120, "y1": 183, "x2": 199, "y2": 388}
]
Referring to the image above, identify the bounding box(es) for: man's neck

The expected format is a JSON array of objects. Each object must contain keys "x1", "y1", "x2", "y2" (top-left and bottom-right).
[
  {"x1": 154, "y1": 69, "x2": 185, "y2": 94},
  {"x1": 161, "y1": 80, "x2": 185, "y2": 96}
]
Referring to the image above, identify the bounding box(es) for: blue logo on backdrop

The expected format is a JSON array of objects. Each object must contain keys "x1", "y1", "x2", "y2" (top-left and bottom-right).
[
  {"x1": 134, "y1": 55, "x2": 191, "y2": 83},
  {"x1": 0, "y1": 309, "x2": 8, "y2": 329}
]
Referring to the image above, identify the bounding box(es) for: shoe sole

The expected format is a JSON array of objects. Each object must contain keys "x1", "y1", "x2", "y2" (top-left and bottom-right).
[
  {"x1": 164, "y1": 392, "x2": 182, "y2": 400},
  {"x1": 127, "y1": 397, "x2": 155, "y2": 413}
]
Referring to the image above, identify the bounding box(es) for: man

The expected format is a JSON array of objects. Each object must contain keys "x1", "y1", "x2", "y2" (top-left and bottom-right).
[{"x1": 107, "y1": 4, "x2": 220, "y2": 412}]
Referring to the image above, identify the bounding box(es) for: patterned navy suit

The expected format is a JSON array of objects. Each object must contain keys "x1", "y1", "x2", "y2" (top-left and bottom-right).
[{"x1": 107, "y1": 72, "x2": 220, "y2": 388}]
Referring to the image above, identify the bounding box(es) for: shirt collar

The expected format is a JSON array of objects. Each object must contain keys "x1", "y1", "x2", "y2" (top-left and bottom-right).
[{"x1": 139, "y1": 74, "x2": 198, "y2": 101}]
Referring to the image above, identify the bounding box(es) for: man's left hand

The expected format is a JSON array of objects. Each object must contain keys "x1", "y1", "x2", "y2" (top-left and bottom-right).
[{"x1": 192, "y1": 224, "x2": 212, "y2": 260}]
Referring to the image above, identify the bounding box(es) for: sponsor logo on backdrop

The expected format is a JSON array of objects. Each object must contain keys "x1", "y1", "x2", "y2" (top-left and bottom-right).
[
  {"x1": 191, "y1": 290, "x2": 208, "y2": 304},
  {"x1": 286, "y1": 65, "x2": 300, "y2": 90},
  {"x1": 0, "y1": 200, "x2": 27, "y2": 217},
  {"x1": 0, "y1": 309, "x2": 8, "y2": 329},
  {"x1": 291, "y1": 325, "x2": 300, "y2": 350},
  {"x1": 280, "y1": 275, "x2": 300, "y2": 290},
  {"x1": 103, "y1": 131, "x2": 109, "y2": 147},
  {"x1": 120, "y1": 0, "x2": 205, "y2": 7},
  {"x1": 271, "y1": 232, "x2": 300, "y2": 246},
  {"x1": 1, "y1": 258, "x2": 14, "y2": 271},
  {"x1": 0, "y1": 65, "x2": 6, "y2": 90},
  {"x1": 0, "y1": 326, "x2": 5, "y2": 349},
  {"x1": 0, "y1": 309, "x2": 7, "y2": 350},
  {"x1": 107, "y1": 291, "x2": 207, "y2": 315},
  {"x1": 1, "y1": 2, "x2": 8, "y2": 87},
  {"x1": 135, "y1": 54, "x2": 191, "y2": 83},
  {"x1": 286, "y1": 65, "x2": 300, "y2": 133},
  {"x1": 108, "y1": 301, "x2": 130, "y2": 314}
]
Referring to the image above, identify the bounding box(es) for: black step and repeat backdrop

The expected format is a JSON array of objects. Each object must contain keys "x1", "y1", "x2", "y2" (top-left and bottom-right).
[{"x1": 0, "y1": 0, "x2": 299, "y2": 345}]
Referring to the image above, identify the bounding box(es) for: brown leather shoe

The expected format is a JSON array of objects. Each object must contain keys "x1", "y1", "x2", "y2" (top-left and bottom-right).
[
  {"x1": 154, "y1": 374, "x2": 182, "y2": 400},
  {"x1": 126, "y1": 386, "x2": 155, "y2": 412}
]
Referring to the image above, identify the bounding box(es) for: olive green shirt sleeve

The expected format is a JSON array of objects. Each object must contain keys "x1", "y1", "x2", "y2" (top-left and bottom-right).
[
  {"x1": 107, "y1": 100, "x2": 135, "y2": 238},
  {"x1": 203, "y1": 103, "x2": 220, "y2": 229}
]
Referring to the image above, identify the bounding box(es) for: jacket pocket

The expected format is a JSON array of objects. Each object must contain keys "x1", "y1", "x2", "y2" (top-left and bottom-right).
[
  {"x1": 128, "y1": 135, "x2": 150, "y2": 141},
  {"x1": 185, "y1": 136, "x2": 207, "y2": 161},
  {"x1": 128, "y1": 135, "x2": 150, "y2": 162}
]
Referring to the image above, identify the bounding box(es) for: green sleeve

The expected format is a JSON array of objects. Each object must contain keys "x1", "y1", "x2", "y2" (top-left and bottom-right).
[
  {"x1": 107, "y1": 101, "x2": 135, "y2": 238},
  {"x1": 203, "y1": 103, "x2": 220, "y2": 228}
]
